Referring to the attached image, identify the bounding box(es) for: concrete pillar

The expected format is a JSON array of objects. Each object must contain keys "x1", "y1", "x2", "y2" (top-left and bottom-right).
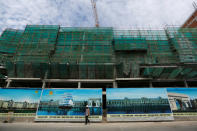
[
  {"x1": 184, "y1": 80, "x2": 188, "y2": 88},
  {"x1": 42, "y1": 80, "x2": 46, "y2": 89},
  {"x1": 78, "y1": 82, "x2": 81, "y2": 88},
  {"x1": 149, "y1": 81, "x2": 153, "y2": 88},
  {"x1": 6, "y1": 80, "x2": 12, "y2": 88},
  {"x1": 113, "y1": 81, "x2": 118, "y2": 88}
]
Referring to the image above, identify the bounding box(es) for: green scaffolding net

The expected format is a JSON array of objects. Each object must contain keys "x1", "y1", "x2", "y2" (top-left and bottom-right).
[
  {"x1": 51, "y1": 27, "x2": 114, "y2": 63},
  {"x1": 14, "y1": 25, "x2": 60, "y2": 63},
  {"x1": 166, "y1": 27, "x2": 197, "y2": 63},
  {"x1": 0, "y1": 29, "x2": 23, "y2": 63},
  {"x1": 0, "y1": 25, "x2": 197, "y2": 79},
  {"x1": 50, "y1": 27, "x2": 114, "y2": 79}
]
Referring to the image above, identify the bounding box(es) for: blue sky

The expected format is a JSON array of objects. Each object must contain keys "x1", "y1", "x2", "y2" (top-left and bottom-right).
[
  {"x1": 41, "y1": 89, "x2": 102, "y2": 101},
  {"x1": 167, "y1": 88, "x2": 197, "y2": 99},
  {"x1": 107, "y1": 88, "x2": 168, "y2": 99},
  {"x1": 0, "y1": 88, "x2": 41, "y2": 103},
  {"x1": 0, "y1": 0, "x2": 196, "y2": 33}
]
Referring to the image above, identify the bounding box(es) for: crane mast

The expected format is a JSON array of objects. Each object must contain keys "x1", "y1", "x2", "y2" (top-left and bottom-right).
[{"x1": 91, "y1": 0, "x2": 99, "y2": 27}]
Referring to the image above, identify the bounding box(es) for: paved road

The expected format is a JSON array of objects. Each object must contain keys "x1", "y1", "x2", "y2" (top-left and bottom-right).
[{"x1": 0, "y1": 121, "x2": 197, "y2": 131}]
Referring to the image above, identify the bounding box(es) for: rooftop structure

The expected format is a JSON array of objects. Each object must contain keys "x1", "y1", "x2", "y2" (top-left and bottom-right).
[{"x1": 182, "y1": 9, "x2": 197, "y2": 28}]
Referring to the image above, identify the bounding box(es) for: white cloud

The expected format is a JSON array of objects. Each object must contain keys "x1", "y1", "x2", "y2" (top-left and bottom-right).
[
  {"x1": 97, "y1": 0, "x2": 196, "y2": 28},
  {"x1": 0, "y1": 0, "x2": 196, "y2": 33}
]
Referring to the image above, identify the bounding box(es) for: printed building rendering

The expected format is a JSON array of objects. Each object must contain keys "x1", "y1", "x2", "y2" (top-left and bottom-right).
[
  {"x1": 167, "y1": 88, "x2": 197, "y2": 112},
  {"x1": 106, "y1": 88, "x2": 173, "y2": 121},
  {"x1": 36, "y1": 89, "x2": 102, "y2": 121}
]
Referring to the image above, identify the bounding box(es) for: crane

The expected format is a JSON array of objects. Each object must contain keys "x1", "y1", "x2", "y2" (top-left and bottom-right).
[{"x1": 91, "y1": 0, "x2": 99, "y2": 27}]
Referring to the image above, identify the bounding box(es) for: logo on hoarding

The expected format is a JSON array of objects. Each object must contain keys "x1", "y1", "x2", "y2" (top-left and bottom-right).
[{"x1": 49, "y1": 91, "x2": 53, "y2": 95}]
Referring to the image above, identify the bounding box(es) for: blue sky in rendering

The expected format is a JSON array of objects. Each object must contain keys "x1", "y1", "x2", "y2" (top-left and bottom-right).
[
  {"x1": 0, "y1": 0, "x2": 196, "y2": 33},
  {"x1": 107, "y1": 88, "x2": 168, "y2": 99},
  {"x1": 167, "y1": 88, "x2": 197, "y2": 99},
  {"x1": 41, "y1": 89, "x2": 102, "y2": 101},
  {"x1": 0, "y1": 88, "x2": 41, "y2": 103}
]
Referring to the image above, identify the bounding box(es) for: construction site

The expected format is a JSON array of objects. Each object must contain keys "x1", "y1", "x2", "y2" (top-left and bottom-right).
[
  {"x1": 0, "y1": 1, "x2": 197, "y2": 123},
  {"x1": 0, "y1": 25, "x2": 197, "y2": 88}
]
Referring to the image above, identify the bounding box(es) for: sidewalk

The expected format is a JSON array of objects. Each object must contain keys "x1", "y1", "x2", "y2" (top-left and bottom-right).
[{"x1": 1, "y1": 121, "x2": 197, "y2": 131}]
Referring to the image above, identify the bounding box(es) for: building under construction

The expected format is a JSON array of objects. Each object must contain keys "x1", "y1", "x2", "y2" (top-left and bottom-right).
[{"x1": 0, "y1": 25, "x2": 197, "y2": 89}]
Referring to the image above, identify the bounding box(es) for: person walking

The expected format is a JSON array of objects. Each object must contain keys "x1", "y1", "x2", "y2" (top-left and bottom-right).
[{"x1": 85, "y1": 105, "x2": 90, "y2": 125}]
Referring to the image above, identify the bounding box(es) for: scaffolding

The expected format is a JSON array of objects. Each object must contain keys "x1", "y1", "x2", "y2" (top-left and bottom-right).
[
  {"x1": 0, "y1": 29, "x2": 23, "y2": 63},
  {"x1": 166, "y1": 27, "x2": 197, "y2": 63},
  {"x1": 49, "y1": 27, "x2": 114, "y2": 79},
  {"x1": 0, "y1": 25, "x2": 196, "y2": 80},
  {"x1": 15, "y1": 25, "x2": 60, "y2": 62}
]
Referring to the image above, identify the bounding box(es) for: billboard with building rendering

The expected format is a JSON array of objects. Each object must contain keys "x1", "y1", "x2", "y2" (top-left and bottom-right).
[
  {"x1": 35, "y1": 88, "x2": 102, "y2": 121},
  {"x1": 167, "y1": 88, "x2": 197, "y2": 116},
  {"x1": 106, "y1": 88, "x2": 174, "y2": 121},
  {"x1": 0, "y1": 88, "x2": 41, "y2": 118}
]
